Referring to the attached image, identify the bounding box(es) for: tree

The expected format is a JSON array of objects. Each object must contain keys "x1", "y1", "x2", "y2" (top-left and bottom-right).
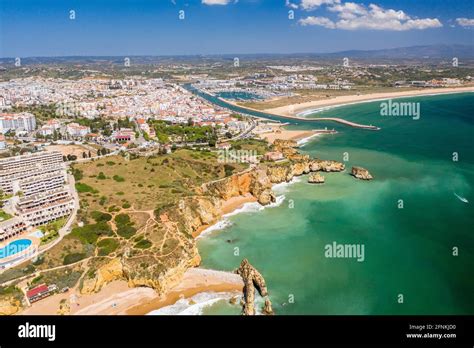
[
  {"x1": 88, "y1": 151, "x2": 92, "y2": 158},
  {"x1": 82, "y1": 152, "x2": 87, "y2": 159}
]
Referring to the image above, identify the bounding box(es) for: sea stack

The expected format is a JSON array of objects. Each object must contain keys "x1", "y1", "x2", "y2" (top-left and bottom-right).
[
  {"x1": 351, "y1": 166, "x2": 373, "y2": 180},
  {"x1": 308, "y1": 172, "x2": 325, "y2": 184},
  {"x1": 236, "y1": 259, "x2": 274, "y2": 315}
]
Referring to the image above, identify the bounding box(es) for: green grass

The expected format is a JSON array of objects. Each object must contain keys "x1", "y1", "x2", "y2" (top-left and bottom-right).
[
  {"x1": 97, "y1": 238, "x2": 119, "y2": 256},
  {"x1": 63, "y1": 253, "x2": 86, "y2": 265},
  {"x1": 115, "y1": 214, "x2": 137, "y2": 239},
  {"x1": 71, "y1": 222, "x2": 113, "y2": 244},
  {"x1": 90, "y1": 211, "x2": 112, "y2": 223},
  {"x1": 0, "y1": 210, "x2": 13, "y2": 221},
  {"x1": 75, "y1": 182, "x2": 98, "y2": 193},
  {"x1": 134, "y1": 239, "x2": 152, "y2": 249}
]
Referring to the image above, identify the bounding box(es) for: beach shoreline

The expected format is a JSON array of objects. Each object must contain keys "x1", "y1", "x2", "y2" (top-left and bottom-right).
[
  {"x1": 257, "y1": 127, "x2": 323, "y2": 144},
  {"x1": 262, "y1": 86, "x2": 474, "y2": 116},
  {"x1": 19, "y1": 268, "x2": 243, "y2": 315}
]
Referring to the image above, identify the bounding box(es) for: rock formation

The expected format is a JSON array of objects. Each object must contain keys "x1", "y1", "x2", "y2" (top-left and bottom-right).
[
  {"x1": 258, "y1": 188, "x2": 276, "y2": 205},
  {"x1": 235, "y1": 259, "x2": 274, "y2": 315},
  {"x1": 81, "y1": 258, "x2": 124, "y2": 294},
  {"x1": 0, "y1": 298, "x2": 21, "y2": 315},
  {"x1": 308, "y1": 172, "x2": 325, "y2": 184},
  {"x1": 57, "y1": 299, "x2": 70, "y2": 315},
  {"x1": 351, "y1": 166, "x2": 373, "y2": 180}
]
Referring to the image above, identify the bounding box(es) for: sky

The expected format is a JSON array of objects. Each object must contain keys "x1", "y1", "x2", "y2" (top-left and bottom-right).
[{"x1": 0, "y1": 0, "x2": 473, "y2": 57}]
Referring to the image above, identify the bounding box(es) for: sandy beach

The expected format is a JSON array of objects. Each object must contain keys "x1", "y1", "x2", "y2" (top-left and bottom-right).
[
  {"x1": 258, "y1": 127, "x2": 321, "y2": 144},
  {"x1": 19, "y1": 268, "x2": 243, "y2": 315},
  {"x1": 264, "y1": 86, "x2": 474, "y2": 116},
  {"x1": 192, "y1": 193, "x2": 257, "y2": 238}
]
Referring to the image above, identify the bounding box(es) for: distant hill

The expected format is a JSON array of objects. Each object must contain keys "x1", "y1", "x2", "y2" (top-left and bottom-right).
[
  {"x1": 1, "y1": 44, "x2": 473, "y2": 63},
  {"x1": 325, "y1": 44, "x2": 474, "y2": 59}
]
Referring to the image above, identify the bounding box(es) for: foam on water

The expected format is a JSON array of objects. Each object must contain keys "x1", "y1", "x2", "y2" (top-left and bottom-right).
[
  {"x1": 297, "y1": 133, "x2": 320, "y2": 147},
  {"x1": 196, "y1": 219, "x2": 233, "y2": 239},
  {"x1": 197, "y1": 190, "x2": 290, "y2": 238},
  {"x1": 147, "y1": 291, "x2": 238, "y2": 315}
]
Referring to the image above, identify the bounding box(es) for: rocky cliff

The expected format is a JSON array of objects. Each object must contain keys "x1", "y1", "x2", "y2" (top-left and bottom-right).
[{"x1": 79, "y1": 142, "x2": 345, "y2": 302}]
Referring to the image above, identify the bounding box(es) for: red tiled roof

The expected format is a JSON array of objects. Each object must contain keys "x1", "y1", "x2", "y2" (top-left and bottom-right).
[{"x1": 26, "y1": 284, "x2": 49, "y2": 298}]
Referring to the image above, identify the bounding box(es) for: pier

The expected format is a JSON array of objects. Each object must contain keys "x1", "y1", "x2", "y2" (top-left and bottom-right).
[{"x1": 281, "y1": 115, "x2": 381, "y2": 130}]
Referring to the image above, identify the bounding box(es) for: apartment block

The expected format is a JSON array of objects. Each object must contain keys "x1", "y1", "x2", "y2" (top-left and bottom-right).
[
  {"x1": 0, "y1": 151, "x2": 64, "y2": 194},
  {"x1": 0, "y1": 217, "x2": 28, "y2": 241},
  {"x1": 17, "y1": 188, "x2": 74, "y2": 227}
]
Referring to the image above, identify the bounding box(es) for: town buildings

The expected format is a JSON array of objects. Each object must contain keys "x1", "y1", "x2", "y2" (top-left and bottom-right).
[
  {"x1": 0, "y1": 112, "x2": 36, "y2": 133},
  {"x1": 0, "y1": 151, "x2": 73, "y2": 241}
]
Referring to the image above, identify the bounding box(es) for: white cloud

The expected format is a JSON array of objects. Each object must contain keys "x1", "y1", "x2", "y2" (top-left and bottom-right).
[
  {"x1": 298, "y1": 1, "x2": 442, "y2": 31},
  {"x1": 202, "y1": 0, "x2": 234, "y2": 5},
  {"x1": 300, "y1": 0, "x2": 340, "y2": 11},
  {"x1": 286, "y1": 0, "x2": 299, "y2": 10},
  {"x1": 456, "y1": 18, "x2": 474, "y2": 27},
  {"x1": 299, "y1": 16, "x2": 336, "y2": 28}
]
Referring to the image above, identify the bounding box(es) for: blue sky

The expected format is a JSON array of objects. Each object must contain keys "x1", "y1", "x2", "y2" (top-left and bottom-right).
[{"x1": 0, "y1": 0, "x2": 473, "y2": 57}]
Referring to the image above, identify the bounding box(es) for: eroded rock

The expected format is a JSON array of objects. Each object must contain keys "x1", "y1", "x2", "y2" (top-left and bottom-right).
[
  {"x1": 351, "y1": 166, "x2": 373, "y2": 180},
  {"x1": 235, "y1": 258, "x2": 274, "y2": 315},
  {"x1": 308, "y1": 172, "x2": 325, "y2": 184}
]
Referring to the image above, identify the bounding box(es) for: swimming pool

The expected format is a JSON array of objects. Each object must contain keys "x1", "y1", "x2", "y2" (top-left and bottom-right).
[{"x1": 0, "y1": 239, "x2": 32, "y2": 259}]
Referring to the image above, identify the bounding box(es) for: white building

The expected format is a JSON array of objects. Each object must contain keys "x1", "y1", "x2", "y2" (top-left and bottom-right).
[
  {"x1": 17, "y1": 188, "x2": 74, "y2": 227},
  {"x1": 0, "y1": 112, "x2": 36, "y2": 133},
  {"x1": 66, "y1": 123, "x2": 91, "y2": 138},
  {"x1": 0, "y1": 151, "x2": 64, "y2": 194}
]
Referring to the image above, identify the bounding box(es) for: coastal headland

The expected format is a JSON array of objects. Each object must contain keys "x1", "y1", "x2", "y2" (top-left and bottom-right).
[{"x1": 5, "y1": 137, "x2": 347, "y2": 316}]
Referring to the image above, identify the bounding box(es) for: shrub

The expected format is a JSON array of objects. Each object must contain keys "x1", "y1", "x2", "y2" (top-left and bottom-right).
[
  {"x1": 97, "y1": 172, "x2": 106, "y2": 180},
  {"x1": 63, "y1": 253, "x2": 86, "y2": 265},
  {"x1": 75, "y1": 183, "x2": 97, "y2": 193},
  {"x1": 97, "y1": 238, "x2": 119, "y2": 256},
  {"x1": 134, "y1": 239, "x2": 152, "y2": 249},
  {"x1": 91, "y1": 211, "x2": 112, "y2": 223},
  {"x1": 71, "y1": 222, "x2": 113, "y2": 244},
  {"x1": 115, "y1": 214, "x2": 130, "y2": 225},
  {"x1": 117, "y1": 225, "x2": 136, "y2": 239},
  {"x1": 113, "y1": 175, "x2": 125, "y2": 182}
]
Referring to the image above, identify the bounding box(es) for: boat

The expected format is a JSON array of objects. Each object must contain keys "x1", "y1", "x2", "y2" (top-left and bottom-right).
[{"x1": 454, "y1": 192, "x2": 469, "y2": 203}]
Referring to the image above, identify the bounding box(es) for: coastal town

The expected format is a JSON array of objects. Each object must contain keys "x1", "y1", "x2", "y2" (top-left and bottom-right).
[{"x1": 0, "y1": 54, "x2": 473, "y2": 317}]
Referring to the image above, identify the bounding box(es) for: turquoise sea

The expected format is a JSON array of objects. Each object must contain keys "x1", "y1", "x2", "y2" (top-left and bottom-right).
[{"x1": 195, "y1": 93, "x2": 474, "y2": 315}]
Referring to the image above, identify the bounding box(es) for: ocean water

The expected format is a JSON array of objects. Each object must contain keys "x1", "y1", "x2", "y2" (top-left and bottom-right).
[{"x1": 196, "y1": 93, "x2": 474, "y2": 315}]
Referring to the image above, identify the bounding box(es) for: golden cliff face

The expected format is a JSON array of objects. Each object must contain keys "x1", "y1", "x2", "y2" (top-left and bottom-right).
[{"x1": 79, "y1": 142, "x2": 345, "y2": 298}]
